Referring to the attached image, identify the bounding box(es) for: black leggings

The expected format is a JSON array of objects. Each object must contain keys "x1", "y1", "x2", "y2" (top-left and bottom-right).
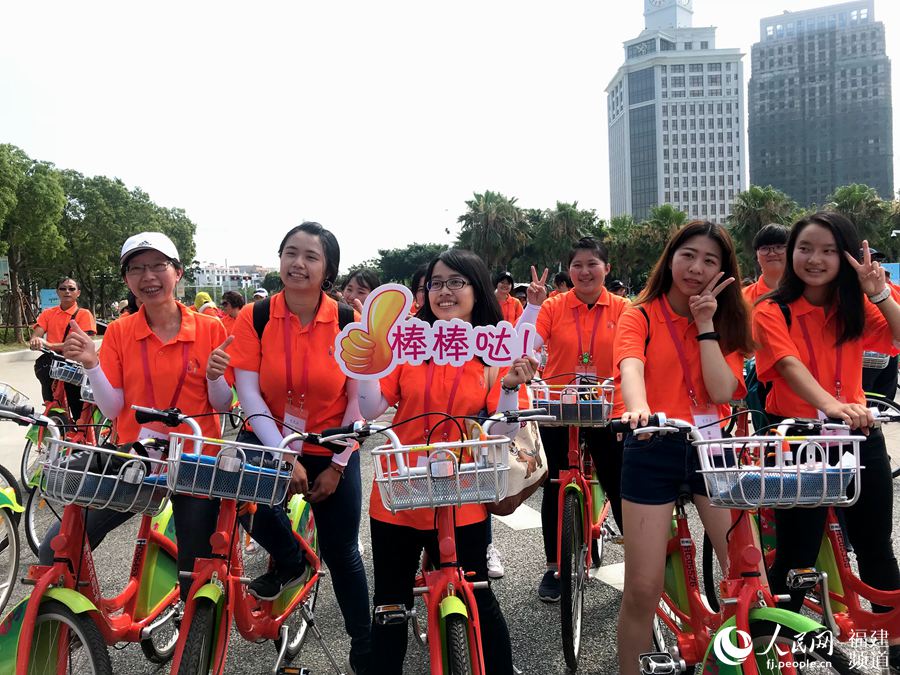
[
  {"x1": 766, "y1": 420, "x2": 900, "y2": 613},
  {"x1": 539, "y1": 425, "x2": 624, "y2": 564},
  {"x1": 369, "y1": 517, "x2": 512, "y2": 675}
]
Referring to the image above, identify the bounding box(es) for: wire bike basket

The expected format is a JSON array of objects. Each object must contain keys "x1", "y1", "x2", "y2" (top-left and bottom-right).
[
  {"x1": 373, "y1": 435, "x2": 512, "y2": 513},
  {"x1": 0, "y1": 383, "x2": 28, "y2": 409},
  {"x1": 42, "y1": 438, "x2": 170, "y2": 514},
  {"x1": 528, "y1": 378, "x2": 614, "y2": 427},
  {"x1": 49, "y1": 358, "x2": 86, "y2": 386},
  {"x1": 862, "y1": 351, "x2": 891, "y2": 370},
  {"x1": 167, "y1": 434, "x2": 297, "y2": 506},
  {"x1": 694, "y1": 434, "x2": 864, "y2": 509}
]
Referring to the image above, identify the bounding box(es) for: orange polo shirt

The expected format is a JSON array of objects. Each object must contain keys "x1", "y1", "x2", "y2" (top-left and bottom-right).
[
  {"x1": 613, "y1": 296, "x2": 747, "y2": 423},
  {"x1": 370, "y1": 359, "x2": 509, "y2": 530},
  {"x1": 221, "y1": 314, "x2": 237, "y2": 335},
  {"x1": 742, "y1": 277, "x2": 774, "y2": 305},
  {"x1": 99, "y1": 303, "x2": 226, "y2": 445},
  {"x1": 536, "y1": 287, "x2": 629, "y2": 416},
  {"x1": 753, "y1": 296, "x2": 896, "y2": 417},
  {"x1": 229, "y1": 292, "x2": 356, "y2": 457},
  {"x1": 498, "y1": 294, "x2": 523, "y2": 324},
  {"x1": 34, "y1": 304, "x2": 96, "y2": 342}
]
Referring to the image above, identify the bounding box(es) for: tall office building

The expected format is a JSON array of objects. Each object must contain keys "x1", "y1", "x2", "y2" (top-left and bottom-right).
[
  {"x1": 749, "y1": 0, "x2": 893, "y2": 206},
  {"x1": 606, "y1": 0, "x2": 745, "y2": 222}
]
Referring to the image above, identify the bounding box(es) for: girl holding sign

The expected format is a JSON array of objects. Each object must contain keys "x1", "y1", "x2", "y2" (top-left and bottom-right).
[
  {"x1": 613, "y1": 221, "x2": 752, "y2": 674},
  {"x1": 228, "y1": 222, "x2": 373, "y2": 674},
  {"x1": 753, "y1": 213, "x2": 900, "y2": 667},
  {"x1": 357, "y1": 249, "x2": 536, "y2": 675}
]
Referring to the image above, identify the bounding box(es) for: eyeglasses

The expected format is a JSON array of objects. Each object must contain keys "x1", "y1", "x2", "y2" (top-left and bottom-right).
[
  {"x1": 125, "y1": 261, "x2": 173, "y2": 277},
  {"x1": 57, "y1": 286, "x2": 77, "y2": 292},
  {"x1": 758, "y1": 245, "x2": 787, "y2": 255},
  {"x1": 426, "y1": 278, "x2": 468, "y2": 292}
]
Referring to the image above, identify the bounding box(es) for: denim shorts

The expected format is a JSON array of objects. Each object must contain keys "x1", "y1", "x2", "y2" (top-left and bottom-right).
[{"x1": 620, "y1": 432, "x2": 708, "y2": 505}]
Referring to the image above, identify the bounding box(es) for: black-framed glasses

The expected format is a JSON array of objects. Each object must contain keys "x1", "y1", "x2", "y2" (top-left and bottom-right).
[
  {"x1": 125, "y1": 261, "x2": 173, "y2": 277},
  {"x1": 426, "y1": 278, "x2": 468, "y2": 292},
  {"x1": 57, "y1": 286, "x2": 77, "y2": 292},
  {"x1": 758, "y1": 245, "x2": 786, "y2": 255}
]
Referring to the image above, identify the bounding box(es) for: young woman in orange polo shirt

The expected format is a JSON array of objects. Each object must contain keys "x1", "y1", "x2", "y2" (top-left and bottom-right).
[
  {"x1": 58, "y1": 232, "x2": 235, "y2": 600},
  {"x1": 614, "y1": 221, "x2": 752, "y2": 675},
  {"x1": 517, "y1": 236, "x2": 629, "y2": 602},
  {"x1": 357, "y1": 249, "x2": 536, "y2": 675},
  {"x1": 752, "y1": 212, "x2": 900, "y2": 669},
  {"x1": 228, "y1": 222, "x2": 372, "y2": 674},
  {"x1": 494, "y1": 270, "x2": 524, "y2": 324}
]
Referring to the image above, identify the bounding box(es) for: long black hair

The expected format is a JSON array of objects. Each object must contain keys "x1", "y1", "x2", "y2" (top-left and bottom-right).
[
  {"x1": 763, "y1": 211, "x2": 864, "y2": 345},
  {"x1": 417, "y1": 249, "x2": 502, "y2": 328},
  {"x1": 278, "y1": 221, "x2": 340, "y2": 289}
]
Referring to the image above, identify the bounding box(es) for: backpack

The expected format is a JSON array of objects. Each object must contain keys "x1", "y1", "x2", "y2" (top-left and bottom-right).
[{"x1": 252, "y1": 296, "x2": 355, "y2": 340}]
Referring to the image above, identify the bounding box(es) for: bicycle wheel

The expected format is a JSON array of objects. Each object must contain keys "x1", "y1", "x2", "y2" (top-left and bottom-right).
[
  {"x1": 176, "y1": 597, "x2": 218, "y2": 675},
  {"x1": 25, "y1": 488, "x2": 61, "y2": 557},
  {"x1": 274, "y1": 577, "x2": 320, "y2": 662},
  {"x1": 21, "y1": 413, "x2": 66, "y2": 490},
  {"x1": 0, "y1": 508, "x2": 20, "y2": 617},
  {"x1": 749, "y1": 621, "x2": 859, "y2": 673},
  {"x1": 559, "y1": 490, "x2": 586, "y2": 672},
  {"x1": 444, "y1": 613, "x2": 473, "y2": 675},
  {"x1": 27, "y1": 599, "x2": 112, "y2": 675},
  {"x1": 139, "y1": 600, "x2": 180, "y2": 664},
  {"x1": 865, "y1": 394, "x2": 900, "y2": 478},
  {"x1": 0, "y1": 463, "x2": 22, "y2": 527}
]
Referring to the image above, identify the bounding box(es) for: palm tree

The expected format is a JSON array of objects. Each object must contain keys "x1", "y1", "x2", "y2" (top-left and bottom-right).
[
  {"x1": 727, "y1": 185, "x2": 796, "y2": 275},
  {"x1": 647, "y1": 203, "x2": 689, "y2": 234},
  {"x1": 826, "y1": 183, "x2": 890, "y2": 242},
  {"x1": 456, "y1": 191, "x2": 527, "y2": 271}
]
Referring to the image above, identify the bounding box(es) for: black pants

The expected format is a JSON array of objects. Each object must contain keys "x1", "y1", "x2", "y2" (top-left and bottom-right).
[
  {"x1": 766, "y1": 421, "x2": 900, "y2": 613},
  {"x1": 862, "y1": 354, "x2": 898, "y2": 400},
  {"x1": 34, "y1": 353, "x2": 84, "y2": 422},
  {"x1": 370, "y1": 517, "x2": 513, "y2": 675},
  {"x1": 539, "y1": 425, "x2": 624, "y2": 564}
]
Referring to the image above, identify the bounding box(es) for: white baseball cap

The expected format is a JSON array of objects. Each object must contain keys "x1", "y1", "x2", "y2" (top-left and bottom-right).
[
  {"x1": 253, "y1": 287, "x2": 269, "y2": 298},
  {"x1": 120, "y1": 232, "x2": 180, "y2": 264}
]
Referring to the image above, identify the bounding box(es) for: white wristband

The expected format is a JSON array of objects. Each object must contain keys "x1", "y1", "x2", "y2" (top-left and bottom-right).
[{"x1": 868, "y1": 287, "x2": 891, "y2": 304}]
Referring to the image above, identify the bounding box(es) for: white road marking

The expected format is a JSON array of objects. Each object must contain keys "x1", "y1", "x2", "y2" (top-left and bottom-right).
[{"x1": 492, "y1": 505, "x2": 542, "y2": 531}]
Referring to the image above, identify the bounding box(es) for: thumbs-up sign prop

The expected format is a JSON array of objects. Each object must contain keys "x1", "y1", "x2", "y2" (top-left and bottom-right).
[
  {"x1": 335, "y1": 284, "x2": 539, "y2": 380},
  {"x1": 63, "y1": 321, "x2": 99, "y2": 369}
]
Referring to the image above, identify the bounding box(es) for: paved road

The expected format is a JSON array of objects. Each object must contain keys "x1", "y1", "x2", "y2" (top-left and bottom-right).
[{"x1": 1, "y1": 349, "x2": 899, "y2": 673}]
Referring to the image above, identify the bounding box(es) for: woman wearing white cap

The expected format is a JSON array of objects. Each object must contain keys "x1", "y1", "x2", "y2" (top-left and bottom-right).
[{"x1": 57, "y1": 231, "x2": 237, "y2": 599}]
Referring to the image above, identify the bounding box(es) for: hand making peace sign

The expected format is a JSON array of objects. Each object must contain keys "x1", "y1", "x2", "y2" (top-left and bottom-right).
[
  {"x1": 688, "y1": 272, "x2": 734, "y2": 326},
  {"x1": 845, "y1": 240, "x2": 887, "y2": 297},
  {"x1": 526, "y1": 266, "x2": 549, "y2": 306}
]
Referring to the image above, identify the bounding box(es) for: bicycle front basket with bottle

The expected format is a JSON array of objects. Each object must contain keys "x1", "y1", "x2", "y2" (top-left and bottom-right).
[
  {"x1": 528, "y1": 378, "x2": 614, "y2": 427},
  {"x1": 167, "y1": 434, "x2": 296, "y2": 506},
  {"x1": 694, "y1": 433, "x2": 864, "y2": 509},
  {"x1": 49, "y1": 358, "x2": 85, "y2": 386},
  {"x1": 373, "y1": 435, "x2": 512, "y2": 513},
  {"x1": 42, "y1": 438, "x2": 170, "y2": 514}
]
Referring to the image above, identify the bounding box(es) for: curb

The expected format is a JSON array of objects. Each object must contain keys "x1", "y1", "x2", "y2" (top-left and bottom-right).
[{"x1": 0, "y1": 349, "x2": 37, "y2": 364}]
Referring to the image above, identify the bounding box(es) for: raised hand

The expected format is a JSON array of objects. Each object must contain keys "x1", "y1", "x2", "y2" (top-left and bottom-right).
[
  {"x1": 688, "y1": 272, "x2": 734, "y2": 329},
  {"x1": 63, "y1": 321, "x2": 99, "y2": 368},
  {"x1": 206, "y1": 335, "x2": 235, "y2": 380},
  {"x1": 501, "y1": 356, "x2": 539, "y2": 389},
  {"x1": 339, "y1": 288, "x2": 408, "y2": 376},
  {"x1": 526, "y1": 266, "x2": 549, "y2": 306},
  {"x1": 845, "y1": 240, "x2": 887, "y2": 297}
]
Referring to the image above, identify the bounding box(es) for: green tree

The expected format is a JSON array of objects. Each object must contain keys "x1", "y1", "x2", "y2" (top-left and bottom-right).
[
  {"x1": 647, "y1": 203, "x2": 689, "y2": 232},
  {"x1": 605, "y1": 214, "x2": 672, "y2": 291},
  {"x1": 826, "y1": 183, "x2": 891, "y2": 243},
  {"x1": 376, "y1": 242, "x2": 447, "y2": 283},
  {"x1": 527, "y1": 201, "x2": 601, "y2": 271},
  {"x1": 456, "y1": 191, "x2": 527, "y2": 272},
  {"x1": 262, "y1": 270, "x2": 283, "y2": 294},
  {"x1": 726, "y1": 185, "x2": 797, "y2": 276},
  {"x1": 0, "y1": 146, "x2": 66, "y2": 341}
]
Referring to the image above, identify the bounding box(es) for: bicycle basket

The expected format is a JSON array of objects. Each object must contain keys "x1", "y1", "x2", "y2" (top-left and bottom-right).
[
  {"x1": 528, "y1": 379, "x2": 614, "y2": 427},
  {"x1": 49, "y1": 359, "x2": 85, "y2": 386},
  {"x1": 694, "y1": 434, "x2": 864, "y2": 509},
  {"x1": 0, "y1": 383, "x2": 28, "y2": 409},
  {"x1": 42, "y1": 438, "x2": 170, "y2": 514},
  {"x1": 372, "y1": 435, "x2": 511, "y2": 513},
  {"x1": 80, "y1": 381, "x2": 95, "y2": 403},
  {"x1": 167, "y1": 434, "x2": 296, "y2": 506},
  {"x1": 862, "y1": 351, "x2": 890, "y2": 370}
]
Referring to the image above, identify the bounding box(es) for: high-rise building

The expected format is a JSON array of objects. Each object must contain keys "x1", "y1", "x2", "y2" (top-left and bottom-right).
[
  {"x1": 606, "y1": 0, "x2": 745, "y2": 222},
  {"x1": 749, "y1": 0, "x2": 893, "y2": 206}
]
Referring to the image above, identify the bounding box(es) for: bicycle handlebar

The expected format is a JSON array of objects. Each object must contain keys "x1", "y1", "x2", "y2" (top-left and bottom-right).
[
  {"x1": 131, "y1": 406, "x2": 203, "y2": 454},
  {"x1": 610, "y1": 414, "x2": 664, "y2": 434}
]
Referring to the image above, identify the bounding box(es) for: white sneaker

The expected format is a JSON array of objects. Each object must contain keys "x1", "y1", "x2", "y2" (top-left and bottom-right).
[{"x1": 486, "y1": 543, "x2": 504, "y2": 579}]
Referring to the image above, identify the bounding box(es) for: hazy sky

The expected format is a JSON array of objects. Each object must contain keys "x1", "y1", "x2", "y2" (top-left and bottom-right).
[{"x1": 2, "y1": 0, "x2": 898, "y2": 273}]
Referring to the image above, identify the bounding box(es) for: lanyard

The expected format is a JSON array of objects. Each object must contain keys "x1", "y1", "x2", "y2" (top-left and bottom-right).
[
  {"x1": 797, "y1": 314, "x2": 843, "y2": 398},
  {"x1": 140, "y1": 340, "x2": 190, "y2": 409},
  {"x1": 423, "y1": 361, "x2": 465, "y2": 442},
  {"x1": 658, "y1": 297, "x2": 701, "y2": 406},
  {"x1": 284, "y1": 315, "x2": 314, "y2": 409},
  {"x1": 572, "y1": 304, "x2": 604, "y2": 366}
]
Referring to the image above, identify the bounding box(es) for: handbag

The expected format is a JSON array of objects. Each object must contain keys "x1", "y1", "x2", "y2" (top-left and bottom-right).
[{"x1": 481, "y1": 366, "x2": 549, "y2": 516}]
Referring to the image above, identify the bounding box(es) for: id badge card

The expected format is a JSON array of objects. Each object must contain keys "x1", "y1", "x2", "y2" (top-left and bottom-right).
[
  {"x1": 576, "y1": 364, "x2": 597, "y2": 384},
  {"x1": 137, "y1": 426, "x2": 169, "y2": 460},
  {"x1": 692, "y1": 403, "x2": 723, "y2": 458},
  {"x1": 283, "y1": 400, "x2": 308, "y2": 453}
]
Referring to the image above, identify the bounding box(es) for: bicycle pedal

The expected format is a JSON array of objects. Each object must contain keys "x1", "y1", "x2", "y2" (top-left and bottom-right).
[
  {"x1": 786, "y1": 567, "x2": 820, "y2": 591},
  {"x1": 639, "y1": 651, "x2": 680, "y2": 674},
  {"x1": 374, "y1": 603, "x2": 410, "y2": 626}
]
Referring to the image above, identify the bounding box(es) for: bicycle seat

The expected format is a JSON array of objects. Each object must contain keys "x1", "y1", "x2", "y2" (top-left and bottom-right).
[{"x1": 675, "y1": 483, "x2": 694, "y2": 506}]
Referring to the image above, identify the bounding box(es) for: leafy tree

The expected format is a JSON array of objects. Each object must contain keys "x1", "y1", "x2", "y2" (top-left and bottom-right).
[
  {"x1": 456, "y1": 191, "x2": 527, "y2": 272},
  {"x1": 826, "y1": 183, "x2": 891, "y2": 243},
  {"x1": 262, "y1": 270, "x2": 283, "y2": 294},
  {"x1": 527, "y1": 201, "x2": 601, "y2": 271},
  {"x1": 605, "y1": 213, "x2": 672, "y2": 292},
  {"x1": 727, "y1": 185, "x2": 797, "y2": 276},
  {"x1": 647, "y1": 203, "x2": 689, "y2": 233},
  {"x1": 376, "y1": 242, "x2": 447, "y2": 283}
]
